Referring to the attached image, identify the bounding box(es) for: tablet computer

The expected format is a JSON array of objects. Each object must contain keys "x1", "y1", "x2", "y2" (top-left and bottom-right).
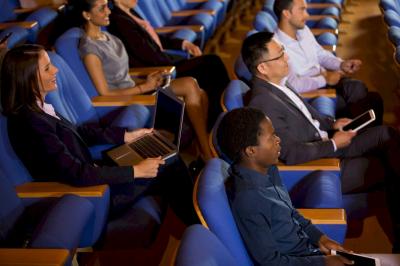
[
  {"x1": 342, "y1": 109, "x2": 375, "y2": 132},
  {"x1": 331, "y1": 250, "x2": 381, "y2": 266}
]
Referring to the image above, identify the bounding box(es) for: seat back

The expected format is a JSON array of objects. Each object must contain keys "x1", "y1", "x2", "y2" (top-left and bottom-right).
[
  {"x1": 222, "y1": 80, "x2": 251, "y2": 112},
  {"x1": 136, "y1": 0, "x2": 167, "y2": 27},
  {"x1": 54, "y1": 27, "x2": 99, "y2": 98},
  {"x1": 254, "y1": 11, "x2": 277, "y2": 32},
  {"x1": 0, "y1": 115, "x2": 33, "y2": 186},
  {"x1": 46, "y1": 52, "x2": 100, "y2": 125},
  {"x1": 194, "y1": 158, "x2": 253, "y2": 266},
  {"x1": 0, "y1": 170, "x2": 25, "y2": 243},
  {"x1": 175, "y1": 224, "x2": 239, "y2": 266}
]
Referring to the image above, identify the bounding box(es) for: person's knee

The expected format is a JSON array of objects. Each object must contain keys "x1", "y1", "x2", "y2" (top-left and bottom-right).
[{"x1": 341, "y1": 78, "x2": 368, "y2": 101}]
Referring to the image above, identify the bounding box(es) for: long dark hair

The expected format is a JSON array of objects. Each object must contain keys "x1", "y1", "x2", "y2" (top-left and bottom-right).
[
  {"x1": 67, "y1": 0, "x2": 99, "y2": 27},
  {"x1": 1, "y1": 44, "x2": 45, "y2": 116}
]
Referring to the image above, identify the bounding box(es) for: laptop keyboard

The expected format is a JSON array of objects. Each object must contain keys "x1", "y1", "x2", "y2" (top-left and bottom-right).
[{"x1": 128, "y1": 135, "x2": 171, "y2": 158}]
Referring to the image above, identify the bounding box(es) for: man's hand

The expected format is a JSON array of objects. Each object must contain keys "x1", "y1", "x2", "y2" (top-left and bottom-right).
[
  {"x1": 333, "y1": 118, "x2": 352, "y2": 131},
  {"x1": 182, "y1": 40, "x2": 202, "y2": 57},
  {"x1": 340, "y1": 59, "x2": 362, "y2": 74},
  {"x1": 133, "y1": 157, "x2": 165, "y2": 178},
  {"x1": 124, "y1": 128, "x2": 153, "y2": 143},
  {"x1": 331, "y1": 130, "x2": 356, "y2": 149},
  {"x1": 321, "y1": 70, "x2": 342, "y2": 86},
  {"x1": 319, "y1": 235, "x2": 346, "y2": 254}
]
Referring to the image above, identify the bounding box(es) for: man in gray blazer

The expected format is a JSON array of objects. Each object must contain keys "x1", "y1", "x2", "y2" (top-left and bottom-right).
[{"x1": 242, "y1": 31, "x2": 400, "y2": 253}]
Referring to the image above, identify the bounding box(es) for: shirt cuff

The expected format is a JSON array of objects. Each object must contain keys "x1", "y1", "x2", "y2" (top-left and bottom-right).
[
  {"x1": 330, "y1": 139, "x2": 337, "y2": 152},
  {"x1": 315, "y1": 75, "x2": 327, "y2": 88}
]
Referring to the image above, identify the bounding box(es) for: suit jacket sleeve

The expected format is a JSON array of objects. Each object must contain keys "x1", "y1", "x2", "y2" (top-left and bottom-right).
[
  {"x1": 10, "y1": 113, "x2": 135, "y2": 187},
  {"x1": 249, "y1": 92, "x2": 336, "y2": 165},
  {"x1": 77, "y1": 122, "x2": 126, "y2": 146}
]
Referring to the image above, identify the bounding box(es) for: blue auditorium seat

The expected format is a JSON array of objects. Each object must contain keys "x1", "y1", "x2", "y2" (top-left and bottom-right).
[
  {"x1": 389, "y1": 25, "x2": 400, "y2": 45},
  {"x1": 0, "y1": 0, "x2": 58, "y2": 43},
  {"x1": 175, "y1": 224, "x2": 239, "y2": 266},
  {"x1": 0, "y1": 26, "x2": 29, "y2": 48},
  {"x1": 384, "y1": 9, "x2": 400, "y2": 27},
  {"x1": 0, "y1": 115, "x2": 109, "y2": 248},
  {"x1": 0, "y1": 171, "x2": 94, "y2": 265},
  {"x1": 166, "y1": 0, "x2": 226, "y2": 26}
]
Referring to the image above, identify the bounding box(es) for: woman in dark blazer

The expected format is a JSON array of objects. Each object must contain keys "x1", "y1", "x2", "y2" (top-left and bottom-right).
[
  {"x1": 1, "y1": 45, "x2": 197, "y2": 226},
  {"x1": 107, "y1": 0, "x2": 231, "y2": 129}
]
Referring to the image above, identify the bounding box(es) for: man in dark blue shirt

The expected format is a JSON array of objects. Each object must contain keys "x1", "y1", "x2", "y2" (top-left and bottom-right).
[{"x1": 217, "y1": 107, "x2": 350, "y2": 265}]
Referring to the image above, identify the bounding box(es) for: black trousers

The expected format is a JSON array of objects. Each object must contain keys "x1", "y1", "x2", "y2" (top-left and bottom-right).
[
  {"x1": 174, "y1": 54, "x2": 231, "y2": 130},
  {"x1": 336, "y1": 125, "x2": 400, "y2": 248},
  {"x1": 334, "y1": 78, "x2": 384, "y2": 125}
]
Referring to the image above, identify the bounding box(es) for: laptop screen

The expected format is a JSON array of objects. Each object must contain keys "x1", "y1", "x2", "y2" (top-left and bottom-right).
[{"x1": 153, "y1": 90, "x2": 185, "y2": 147}]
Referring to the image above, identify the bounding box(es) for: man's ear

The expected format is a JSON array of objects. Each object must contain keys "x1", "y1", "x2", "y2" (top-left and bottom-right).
[
  {"x1": 82, "y1": 11, "x2": 90, "y2": 21},
  {"x1": 256, "y1": 62, "x2": 269, "y2": 77},
  {"x1": 243, "y1": 145, "x2": 256, "y2": 159},
  {"x1": 282, "y1": 9, "x2": 291, "y2": 20}
]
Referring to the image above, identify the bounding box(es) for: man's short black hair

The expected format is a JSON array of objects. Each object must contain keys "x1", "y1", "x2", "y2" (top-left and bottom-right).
[
  {"x1": 273, "y1": 0, "x2": 293, "y2": 21},
  {"x1": 241, "y1": 31, "x2": 274, "y2": 75},
  {"x1": 217, "y1": 107, "x2": 266, "y2": 163}
]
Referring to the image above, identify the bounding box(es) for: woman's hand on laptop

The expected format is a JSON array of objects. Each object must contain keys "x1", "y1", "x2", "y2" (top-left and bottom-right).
[
  {"x1": 124, "y1": 128, "x2": 153, "y2": 143},
  {"x1": 133, "y1": 157, "x2": 165, "y2": 178}
]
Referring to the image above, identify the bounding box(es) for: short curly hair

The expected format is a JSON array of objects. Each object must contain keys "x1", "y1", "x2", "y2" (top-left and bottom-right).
[{"x1": 217, "y1": 107, "x2": 266, "y2": 163}]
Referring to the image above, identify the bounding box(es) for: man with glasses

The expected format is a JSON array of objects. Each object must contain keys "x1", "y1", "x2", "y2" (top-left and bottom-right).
[
  {"x1": 273, "y1": 0, "x2": 383, "y2": 123},
  {"x1": 242, "y1": 31, "x2": 400, "y2": 253}
]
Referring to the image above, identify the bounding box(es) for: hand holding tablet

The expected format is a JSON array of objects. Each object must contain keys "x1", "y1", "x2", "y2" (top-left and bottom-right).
[{"x1": 341, "y1": 109, "x2": 376, "y2": 132}]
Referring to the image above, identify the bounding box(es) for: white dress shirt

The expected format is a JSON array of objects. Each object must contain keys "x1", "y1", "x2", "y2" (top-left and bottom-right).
[
  {"x1": 37, "y1": 100, "x2": 60, "y2": 120},
  {"x1": 269, "y1": 81, "x2": 329, "y2": 140},
  {"x1": 274, "y1": 27, "x2": 343, "y2": 93}
]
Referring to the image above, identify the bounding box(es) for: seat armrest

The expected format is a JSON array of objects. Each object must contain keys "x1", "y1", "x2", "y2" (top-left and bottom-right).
[
  {"x1": 91, "y1": 94, "x2": 156, "y2": 106},
  {"x1": 171, "y1": 9, "x2": 216, "y2": 17},
  {"x1": 0, "y1": 21, "x2": 38, "y2": 30},
  {"x1": 16, "y1": 182, "x2": 108, "y2": 198},
  {"x1": 187, "y1": 0, "x2": 224, "y2": 2},
  {"x1": 301, "y1": 88, "x2": 337, "y2": 98},
  {"x1": 307, "y1": 3, "x2": 342, "y2": 10},
  {"x1": 322, "y1": 45, "x2": 336, "y2": 53},
  {"x1": 311, "y1": 28, "x2": 339, "y2": 36},
  {"x1": 298, "y1": 208, "x2": 346, "y2": 224},
  {"x1": 307, "y1": 15, "x2": 339, "y2": 21},
  {"x1": 129, "y1": 66, "x2": 175, "y2": 77},
  {"x1": 0, "y1": 248, "x2": 69, "y2": 266},
  {"x1": 155, "y1": 25, "x2": 205, "y2": 33},
  {"x1": 14, "y1": 4, "x2": 65, "y2": 14},
  {"x1": 278, "y1": 158, "x2": 340, "y2": 171}
]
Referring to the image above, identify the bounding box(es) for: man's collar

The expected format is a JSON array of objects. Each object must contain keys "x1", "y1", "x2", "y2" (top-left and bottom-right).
[
  {"x1": 231, "y1": 164, "x2": 278, "y2": 188},
  {"x1": 276, "y1": 27, "x2": 305, "y2": 43}
]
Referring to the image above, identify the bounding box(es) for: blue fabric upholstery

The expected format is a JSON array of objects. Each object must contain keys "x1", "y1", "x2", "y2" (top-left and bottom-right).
[
  {"x1": 380, "y1": 0, "x2": 400, "y2": 13},
  {"x1": 389, "y1": 26, "x2": 400, "y2": 45},
  {"x1": 0, "y1": 26, "x2": 29, "y2": 48},
  {"x1": 384, "y1": 9, "x2": 400, "y2": 27},
  {"x1": 175, "y1": 224, "x2": 239, "y2": 266},
  {"x1": 254, "y1": 11, "x2": 278, "y2": 32},
  {"x1": 0, "y1": 174, "x2": 94, "y2": 265},
  {"x1": 0, "y1": 114, "x2": 110, "y2": 247},
  {"x1": 308, "y1": 96, "x2": 336, "y2": 118},
  {"x1": 195, "y1": 158, "x2": 253, "y2": 266},
  {"x1": 316, "y1": 32, "x2": 338, "y2": 45}
]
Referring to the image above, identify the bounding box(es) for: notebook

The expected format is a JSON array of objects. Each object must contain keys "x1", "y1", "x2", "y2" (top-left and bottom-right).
[{"x1": 107, "y1": 89, "x2": 185, "y2": 166}]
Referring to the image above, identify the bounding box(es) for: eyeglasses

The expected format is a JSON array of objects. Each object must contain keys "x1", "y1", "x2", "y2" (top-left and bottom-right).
[{"x1": 259, "y1": 46, "x2": 286, "y2": 64}]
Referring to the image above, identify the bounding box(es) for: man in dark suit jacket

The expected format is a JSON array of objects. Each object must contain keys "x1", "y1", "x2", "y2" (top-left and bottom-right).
[
  {"x1": 241, "y1": 31, "x2": 400, "y2": 252},
  {"x1": 108, "y1": 4, "x2": 230, "y2": 129}
]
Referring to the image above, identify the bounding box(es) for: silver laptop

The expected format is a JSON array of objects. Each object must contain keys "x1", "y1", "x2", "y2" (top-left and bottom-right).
[{"x1": 107, "y1": 89, "x2": 185, "y2": 166}]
